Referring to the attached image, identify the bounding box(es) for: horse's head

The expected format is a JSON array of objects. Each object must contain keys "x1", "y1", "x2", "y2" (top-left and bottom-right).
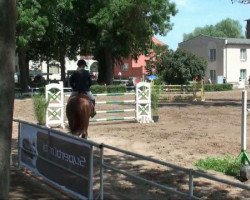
[{"x1": 66, "y1": 94, "x2": 92, "y2": 138}]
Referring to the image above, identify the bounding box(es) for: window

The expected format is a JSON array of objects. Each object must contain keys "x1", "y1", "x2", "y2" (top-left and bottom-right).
[
  {"x1": 210, "y1": 70, "x2": 216, "y2": 82},
  {"x1": 240, "y1": 69, "x2": 247, "y2": 81},
  {"x1": 209, "y1": 49, "x2": 216, "y2": 61},
  {"x1": 122, "y1": 63, "x2": 129, "y2": 71},
  {"x1": 240, "y1": 49, "x2": 247, "y2": 61}
]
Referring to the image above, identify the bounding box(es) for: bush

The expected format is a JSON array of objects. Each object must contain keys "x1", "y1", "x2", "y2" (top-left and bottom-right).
[
  {"x1": 91, "y1": 85, "x2": 107, "y2": 94},
  {"x1": 33, "y1": 94, "x2": 49, "y2": 125}
]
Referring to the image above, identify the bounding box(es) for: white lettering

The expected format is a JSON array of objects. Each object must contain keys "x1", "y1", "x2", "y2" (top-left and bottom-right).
[{"x1": 44, "y1": 144, "x2": 87, "y2": 167}]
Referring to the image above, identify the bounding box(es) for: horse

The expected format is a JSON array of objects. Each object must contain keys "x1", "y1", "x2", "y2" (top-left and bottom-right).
[{"x1": 66, "y1": 93, "x2": 93, "y2": 138}]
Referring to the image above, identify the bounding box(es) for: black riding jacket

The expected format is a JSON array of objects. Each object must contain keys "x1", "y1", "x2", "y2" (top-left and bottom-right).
[{"x1": 69, "y1": 68, "x2": 92, "y2": 92}]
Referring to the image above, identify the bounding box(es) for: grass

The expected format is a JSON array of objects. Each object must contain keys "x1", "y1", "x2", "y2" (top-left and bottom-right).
[{"x1": 195, "y1": 155, "x2": 242, "y2": 177}]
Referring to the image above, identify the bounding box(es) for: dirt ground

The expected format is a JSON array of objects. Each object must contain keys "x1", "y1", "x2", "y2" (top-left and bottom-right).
[{"x1": 10, "y1": 89, "x2": 250, "y2": 199}]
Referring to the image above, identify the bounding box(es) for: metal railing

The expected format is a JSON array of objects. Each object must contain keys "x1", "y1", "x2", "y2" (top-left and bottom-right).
[{"x1": 13, "y1": 119, "x2": 250, "y2": 199}]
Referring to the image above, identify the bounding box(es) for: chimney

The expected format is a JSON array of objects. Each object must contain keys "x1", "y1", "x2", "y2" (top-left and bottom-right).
[{"x1": 246, "y1": 19, "x2": 250, "y2": 39}]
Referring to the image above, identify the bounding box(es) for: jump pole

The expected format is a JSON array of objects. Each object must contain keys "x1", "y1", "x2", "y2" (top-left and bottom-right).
[
  {"x1": 240, "y1": 90, "x2": 250, "y2": 165},
  {"x1": 46, "y1": 82, "x2": 153, "y2": 126}
]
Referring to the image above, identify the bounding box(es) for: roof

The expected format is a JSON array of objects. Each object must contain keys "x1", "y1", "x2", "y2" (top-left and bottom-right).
[
  {"x1": 179, "y1": 34, "x2": 250, "y2": 45},
  {"x1": 224, "y1": 37, "x2": 250, "y2": 45},
  {"x1": 152, "y1": 37, "x2": 166, "y2": 46}
]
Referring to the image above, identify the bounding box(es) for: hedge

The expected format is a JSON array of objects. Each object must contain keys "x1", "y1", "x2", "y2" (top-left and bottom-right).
[
  {"x1": 91, "y1": 84, "x2": 127, "y2": 94},
  {"x1": 204, "y1": 84, "x2": 233, "y2": 92}
]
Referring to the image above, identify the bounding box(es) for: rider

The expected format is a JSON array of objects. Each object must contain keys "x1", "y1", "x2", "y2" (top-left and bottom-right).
[{"x1": 69, "y1": 59, "x2": 96, "y2": 117}]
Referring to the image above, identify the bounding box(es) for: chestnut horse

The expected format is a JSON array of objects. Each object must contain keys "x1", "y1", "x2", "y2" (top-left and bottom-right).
[{"x1": 66, "y1": 93, "x2": 93, "y2": 138}]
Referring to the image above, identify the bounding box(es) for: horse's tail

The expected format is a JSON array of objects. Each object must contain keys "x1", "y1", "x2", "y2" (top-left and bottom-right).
[
  {"x1": 66, "y1": 95, "x2": 91, "y2": 137},
  {"x1": 66, "y1": 96, "x2": 81, "y2": 134},
  {"x1": 78, "y1": 96, "x2": 91, "y2": 135}
]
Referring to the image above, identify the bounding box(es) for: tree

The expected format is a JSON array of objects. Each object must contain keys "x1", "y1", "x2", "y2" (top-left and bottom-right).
[
  {"x1": 31, "y1": 0, "x2": 79, "y2": 84},
  {"x1": 0, "y1": 0, "x2": 16, "y2": 198},
  {"x1": 88, "y1": 0, "x2": 177, "y2": 84},
  {"x1": 183, "y1": 18, "x2": 244, "y2": 41},
  {"x1": 215, "y1": 18, "x2": 244, "y2": 38},
  {"x1": 145, "y1": 43, "x2": 169, "y2": 75},
  {"x1": 154, "y1": 49, "x2": 207, "y2": 84},
  {"x1": 17, "y1": 0, "x2": 177, "y2": 86},
  {"x1": 17, "y1": 0, "x2": 73, "y2": 90},
  {"x1": 16, "y1": 0, "x2": 48, "y2": 91},
  {"x1": 26, "y1": 0, "x2": 92, "y2": 85}
]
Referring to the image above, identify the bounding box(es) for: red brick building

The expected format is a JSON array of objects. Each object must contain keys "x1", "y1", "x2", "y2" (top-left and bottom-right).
[{"x1": 113, "y1": 37, "x2": 166, "y2": 83}]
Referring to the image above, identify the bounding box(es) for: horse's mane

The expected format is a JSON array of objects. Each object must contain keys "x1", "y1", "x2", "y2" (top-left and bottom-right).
[{"x1": 66, "y1": 94, "x2": 92, "y2": 138}]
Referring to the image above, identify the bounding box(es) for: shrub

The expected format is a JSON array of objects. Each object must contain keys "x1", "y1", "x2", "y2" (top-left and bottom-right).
[
  {"x1": 33, "y1": 94, "x2": 49, "y2": 125},
  {"x1": 151, "y1": 84, "x2": 162, "y2": 115}
]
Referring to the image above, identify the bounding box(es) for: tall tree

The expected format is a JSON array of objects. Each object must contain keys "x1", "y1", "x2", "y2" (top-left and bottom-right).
[
  {"x1": 0, "y1": 0, "x2": 16, "y2": 198},
  {"x1": 28, "y1": 0, "x2": 90, "y2": 85},
  {"x1": 33, "y1": 0, "x2": 75, "y2": 84},
  {"x1": 183, "y1": 18, "x2": 244, "y2": 41},
  {"x1": 215, "y1": 18, "x2": 244, "y2": 38},
  {"x1": 17, "y1": 0, "x2": 73, "y2": 90},
  {"x1": 16, "y1": 0, "x2": 48, "y2": 91},
  {"x1": 88, "y1": 0, "x2": 177, "y2": 84}
]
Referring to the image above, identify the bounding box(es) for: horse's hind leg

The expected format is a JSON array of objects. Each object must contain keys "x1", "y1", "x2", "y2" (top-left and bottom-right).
[
  {"x1": 82, "y1": 119, "x2": 89, "y2": 139},
  {"x1": 81, "y1": 130, "x2": 88, "y2": 139},
  {"x1": 80, "y1": 133, "x2": 86, "y2": 139},
  {"x1": 79, "y1": 129, "x2": 87, "y2": 139}
]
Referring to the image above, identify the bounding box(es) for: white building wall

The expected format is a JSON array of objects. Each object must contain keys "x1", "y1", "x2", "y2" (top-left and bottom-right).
[{"x1": 226, "y1": 45, "x2": 250, "y2": 83}]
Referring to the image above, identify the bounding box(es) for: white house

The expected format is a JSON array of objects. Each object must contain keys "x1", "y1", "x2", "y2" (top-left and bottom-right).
[
  {"x1": 178, "y1": 35, "x2": 250, "y2": 85},
  {"x1": 28, "y1": 56, "x2": 98, "y2": 81}
]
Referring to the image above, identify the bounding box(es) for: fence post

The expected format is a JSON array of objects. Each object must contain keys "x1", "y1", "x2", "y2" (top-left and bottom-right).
[
  {"x1": 17, "y1": 121, "x2": 21, "y2": 169},
  {"x1": 45, "y1": 81, "x2": 64, "y2": 128},
  {"x1": 189, "y1": 169, "x2": 194, "y2": 199},
  {"x1": 201, "y1": 79, "x2": 205, "y2": 101},
  {"x1": 100, "y1": 144, "x2": 104, "y2": 200},
  {"x1": 240, "y1": 90, "x2": 250, "y2": 165},
  {"x1": 136, "y1": 82, "x2": 153, "y2": 123}
]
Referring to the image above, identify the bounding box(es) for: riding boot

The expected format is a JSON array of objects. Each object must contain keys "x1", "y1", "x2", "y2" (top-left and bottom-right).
[{"x1": 90, "y1": 99, "x2": 96, "y2": 118}]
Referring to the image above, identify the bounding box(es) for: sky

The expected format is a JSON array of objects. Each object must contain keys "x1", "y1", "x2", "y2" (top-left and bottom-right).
[{"x1": 156, "y1": 0, "x2": 250, "y2": 50}]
